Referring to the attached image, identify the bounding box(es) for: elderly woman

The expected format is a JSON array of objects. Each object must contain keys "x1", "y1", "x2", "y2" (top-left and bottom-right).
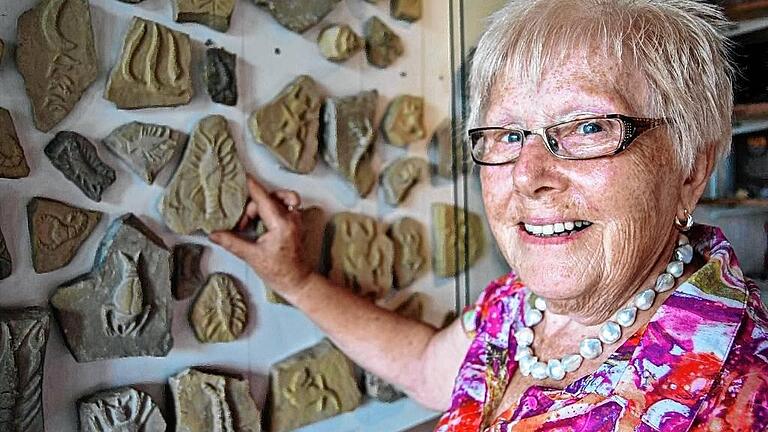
[{"x1": 210, "y1": 0, "x2": 768, "y2": 430}]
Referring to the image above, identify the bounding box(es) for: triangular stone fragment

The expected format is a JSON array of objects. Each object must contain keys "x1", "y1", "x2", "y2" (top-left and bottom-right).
[
  {"x1": 160, "y1": 115, "x2": 247, "y2": 235},
  {"x1": 190, "y1": 273, "x2": 248, "y2": 343},
  {"x1": 103, "y1": 121, "x2": 186, "y2": 184},
  {"x1": 16, "y1": 0, "x2": 98, "y2": 132},
  {"x1": 431, "y1": 203, "x2": 484, "y2": 277},
  {"x1": 105, "y1": 17, "x2": 193, "y2": 109},
  {"x1": 173, "y1": 0, "x2": 236, "y2": 32},
  {"x1": 382, "y1": 95, "x2": 426, "y2": 147},
  {"x1": 254, "y1": 0, "x2": 341, "y2": 33},
  {"x1": 364, "y1": 16, "x2": 403, "y2": 68},
  {"x1": 0, "y1": 108, "x2": 29, "y2": 179},
  {"x1": 205, "y1": 46, "x2": 238, "y2": 106},
  {"x1": 50, "y1": 214, "x2": 173, "y2": 362},
  {"x1": 249, "y1": 75, "x2": 323, "y2": 174},
  {"x1": 380, "y1": 157, "x2": 428, "y2": 205},
  {"x1": 172, "y1": 243, "x2": 205, "y2": 300},
  {"x1": 0, "y1": 225, "x2": 10, "y2": 280},
  {"x1": 78, "y1": 387, "x2": 166, "y2": 432},
  {"x1": 27, "y1": 197, "x2": 102, "y2": 274},
  {"x1": 45, "y1": 131, "x2": 116, "y2": 202},
  {"x1": 388, "y1": 217, "x2": 427, "y2": 288}
]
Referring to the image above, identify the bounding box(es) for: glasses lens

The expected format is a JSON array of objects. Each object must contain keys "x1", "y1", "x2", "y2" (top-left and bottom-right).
[
  {"x1": 547, "y1": 118, "x2": 623, "y2": 159},
  {"x1": 470, "y1": 128, "x2": 524, "y2": 164}
]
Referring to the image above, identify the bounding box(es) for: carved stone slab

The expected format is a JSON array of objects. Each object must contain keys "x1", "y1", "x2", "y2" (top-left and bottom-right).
[
  {"x1": 0, "y1": 225, "x2": 10, "y2": 280},
  {"x1": 0, "y1": 108, "x2": 30, "y2": 179},
  {"x1": 328, "y1": 212, "x2": 393, "y2": 300},
  {"x1": 430, "y1": 118, "x2": 455, "y2": 179},
  {"x1": 249, "y1": 75, "x2": 322, "y2": 174},
  {"x1": 254, "y1": 0, "x2": 341, "y2": 33},
  {"x1": 382, "y1": 95, "x2": 425, "y2": 147},
  {"x1": 173, "y1": 243, "x2": 205, "y2": 300},
  {"x1": 431, "y1": 203, "x2": 484, "y2": 277},
  {"x1": 0, "y1": 307, "x2": 51, "y2": 432},
  {"x1": 78, "y1": 387, "x2": 166, "y2": 432},
  {"x1": 50, "y1": 214, "x2": 173, "y2": 362},
  {"x1": 269, "y1": 339, "x2": 361, "y2": 432},
  {"x1": 391, "y1": 0, "x2": 422, "y2": 22},
  {"x1": 322, "y1": 90, "x2": 378, "y2": 196},
  {"x1": 16, "y1": 0, "x2": 98, "y2": 132},
  {"x1": 103, "y1": 121, "x2": 186, "y2": 184},
  {"x1": 105, "y1": 17, "x2": 193, "y2": 109},
  {"x1": 380, "y1": 157, "x2": 427, "y2": 206},
  {"x1": 44, "y1": 131, "x2": 116, "y2": 202},
  {"x1": 388, "y1": 217, "x2": 427, "y2": 288},
  {"x1": 364, "y1": 17, "x2": 403, "y2": 68},
  {"x1": 205, "y1": 47, "x2": 238, "y2": 106},
  {"x1": 169, "y1": 368, "x2": 262, "y2": 432},
  {"x1": 318, "y1": 25, "x2": 362, "y2": 62},
  {"x1": 173, "y1": 0, "x2": 236, "y2": 32},
  {"x1": 190, "y1": 273, "x2": 247, "y2": 343},
  {"x1": 27, "y1": 197, "x2": 102, "y2": 274},
  {"x1": 161, "y1": 115, "x2": 247, "y2": 235}
]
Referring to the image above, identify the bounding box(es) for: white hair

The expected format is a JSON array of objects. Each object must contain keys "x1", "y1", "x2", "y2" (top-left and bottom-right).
[{"x1": 467, "y1": 0, "x2": 734, "y2": 174}]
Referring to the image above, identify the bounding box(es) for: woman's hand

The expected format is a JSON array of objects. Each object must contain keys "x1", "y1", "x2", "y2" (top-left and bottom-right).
[{"x1": 209, "y1": 176, "x2": 313, "y2": 298}]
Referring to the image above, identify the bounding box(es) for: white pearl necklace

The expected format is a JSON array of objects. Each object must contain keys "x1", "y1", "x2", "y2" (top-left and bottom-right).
[{"x1": 514, "y1": 234, "x2": 694, "y2": 381}]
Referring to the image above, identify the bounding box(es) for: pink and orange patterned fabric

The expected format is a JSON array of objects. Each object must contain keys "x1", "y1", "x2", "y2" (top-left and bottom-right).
[{"x1": 436, "y1": 225, "x2": 768, "y2": 431}]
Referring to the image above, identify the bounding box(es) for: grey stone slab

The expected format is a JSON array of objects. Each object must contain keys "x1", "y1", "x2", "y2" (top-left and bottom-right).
[
  {"x1": 173, "y1": 0, "x2": 236, "y2": 32},
  {"x1": 205, "y1": 47, "x2": 238, "y2": 106},
  {"x1": 321, "y1": 90, "x2": 378, "y2": 197},
  {"x1": 169, "y1": 368, "x2": 261, "y2": 432},
  {"x1": 364, "y1": 371, "x2": 403, "y2": 403},
  {"x1": 0, "y1": 225, "x2": 10, "y2": 280},
  {"x1": 382, "y1": 95, "x2": 426, "y2": 147},
  {"x1": 391, "y1": 0, "x2": 421, "y2": 22},
  {"x1": 429, "y1": 118, "x2": 455, "y2": 179},
  {"x1": 190, "y1": 273, "x2": 247, "y2": 343},
  {"x1": 27, "y1": 197, "x2": 103, "y2": 274},
  {"x1": 103, "y1": 121, "x2": 186, "y2": 184},
  {"x1": 431, "y1": 203, "x2": 484, "y2": 277},
  {"x1": 0, "y1": 307, "x2": 51, "y2": 432},
  {"x1": 254, "y1": 0, "x2": 341, "y2": 33},
  {"x1": 44, "y1": 131, "x2": 116, "y2": 202},
  {"x1": 16, "y1": 0, "x2": 98, "y2": 132},
  {"x1": 318, "y1": 24, "x2": 362, "y2": 62},
  {"x1": 249, "y1": 75, "x2": 322, "y2": 174},
  {"x1": 388, "y1": 217, "x2": 427, "y2": 288},
  {"x1": 160, "y1": 115, "x2": 247, "y2": 235},
  {"x1": 0, "y1": 108, "x2": 30, "y2": 179},
  {"x1": 105, "y1": 17, "x2": 193, "y2": 109},
  {"x1": 172, "y1": 243, "x2": 205, "y2": 300},
  {"x1": 50, "y1": 214, "x2": 173, "y2": 362},
  {"x1": 364, "y1": 16, "x2": 403, "y2": 68},
  {"x1": 78, "y1": 386, "x2": 166, "y2": 432},
  {"x1": 269, "y1": 339, "x2": 361, "y2": 432},
  {"x1": 380, "y1": 157, "x2": 427, "y2": 206}
]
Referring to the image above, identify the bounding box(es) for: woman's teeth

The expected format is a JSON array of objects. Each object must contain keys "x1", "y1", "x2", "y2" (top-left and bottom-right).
[{"x1": 523, "y1": 220, "x2": 592, "y2": 237}]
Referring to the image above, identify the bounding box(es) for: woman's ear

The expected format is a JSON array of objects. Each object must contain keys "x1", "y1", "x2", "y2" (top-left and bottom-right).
[{"x1": 680, "y1": 141, "x2": 719, "y2": 212}]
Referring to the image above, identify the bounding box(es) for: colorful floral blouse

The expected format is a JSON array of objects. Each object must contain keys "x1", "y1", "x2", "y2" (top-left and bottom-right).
[{"x1": 435, "y1": 225, "x2": 768, "y2": 431}]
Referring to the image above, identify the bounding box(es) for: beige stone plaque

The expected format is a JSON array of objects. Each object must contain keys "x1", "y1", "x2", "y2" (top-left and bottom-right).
[
  {"x1": 391, "y1": 0, "x2": 422, "y2": 22},
  {"x1": 103, "y1": 121, "x2": 186, "y2": 184},
  {"x1": 190, "y1": 273, "x2": 247, "y2": 343},
  {"x1": 382, "y1": 95, "x2": 426, "y2": 147},
  {"x1": 318, "y1": 25, "x2": 362, "y2": 62},
  {"x1": 173, "y1": 0, "x2": 236, "y2": 32},
  {"x1": 0, "y1": 108, "x2": 30, "y2": 179},
  {"x1": 432, "y1": 203, "x2": 484, "y2": 277},
  {"x1": 389, "y1": 217, "x2": 427, "y2": 288},
  {"x1": 380, "y1": 157, "x2": 428, "y2": 205}
]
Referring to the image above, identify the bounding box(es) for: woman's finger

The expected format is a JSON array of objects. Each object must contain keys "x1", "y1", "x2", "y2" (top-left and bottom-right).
[
  {"x1": 272, "y1": 189, "x2": 301, "y2": 211},
  {"x1": 209, "y1": 230, "x2": 263, "y2": 262},
  {"x1": 244, "y1": 176, "x2": 283, "y2": 229}
]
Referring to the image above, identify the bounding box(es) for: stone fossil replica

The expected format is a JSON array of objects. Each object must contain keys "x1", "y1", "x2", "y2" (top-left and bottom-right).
[
  {"x1": 0, "y1": 108, "x2": 30, "y2": 179},
  {"x1": 50, "y1": 214, "x2": 173, "y2": 362},
  {"x1": 44, "y1": 131, "x2": 116, "y2": 202},
  {"x1": 317, "y1": 24, "x2": 362, "y2": 62},
  {"x1": 322, "y1": 90, "x2": 378, "y2": 196},
  {"x1": 173, "y1": 243, "x2": 205, "y2": 300},
  {"x1": 0, "y1": 225, "x2": 10, "y2": 280},
  {"x1": 103, "y1": 121, "x2": 186, "y2": 184},
  {"x1": 388, "y1": 217, "x2": 427, "y2": 288},
  {"x1": 249, "y1": 75, "x2": 323, "y2": 174},
  {"x1": 391, "y1": 0, "x2": 422, "y2": 22},
  {"x1": 173, "y1": 0, "x2": 236, "y2": 32},
  {"x1": 432, "y1": 203, "x2": 484, "y2": 277},
  {"x1": 160, "y1": 115, "x2": 247, "y2": 235},
  {"x1": 169, "y1": 368, "x2": 262, "y2": 432},
  {"x1": 430, "y1": 118, "x2": 455, "y2": 179},
  {"x1": 254, "y1": 0, "x2": 341, "y2": 33},
  {"x1": 269, "y1": 339, "x2": 361, "y2": 432},
  {"x1": 382, "y1": 95, "x2": 426, "y2": 147},
  {"x1": 380, "y1": 157, "x2": 428, "y2": 206},
  {"x1": 105, "y1": 17, "x2": 193, "y2": 109},
  {"x1": 328, "y1": 212, "x2": 393, "y2": 300},
  {"x1": 364, "y1": 16, "x2": 403, "y2": 68},
  {"x1": 205, "y1": 46, "x2": 238, "y2": 106},
  {"x1": 0, "y1": 307, "x2": 51, "y2": 432},
  {"x1": 78, "y1": 387, "x2": 166, "y2": 432},
  {"x1": 190, "y1": 273, "x2": 248, "y2": 343},
  {"x1": 27, "y1": 197, "x2": 102, "y2": 274},
  {"x1": 16, "y1": 0, "x2": 98, "y2": 132}
]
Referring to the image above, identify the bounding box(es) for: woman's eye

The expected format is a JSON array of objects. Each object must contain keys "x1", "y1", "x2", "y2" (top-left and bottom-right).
[
  {"x1": 578, "y1": 122, "x2": 603, "y2": 134},
  {"x1": 501, "y1": 131, "x2": 522, "y2": 144}
]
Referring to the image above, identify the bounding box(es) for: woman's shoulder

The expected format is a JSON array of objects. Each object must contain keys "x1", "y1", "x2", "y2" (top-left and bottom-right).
[{"x1": 461, "y1": 272, "x2": 527, "y2": 336}]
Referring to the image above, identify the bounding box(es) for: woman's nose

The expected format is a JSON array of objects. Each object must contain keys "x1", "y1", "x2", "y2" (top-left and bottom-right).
[{"x1": 511, "y1": 133, "x2": 568, "y2": 198}]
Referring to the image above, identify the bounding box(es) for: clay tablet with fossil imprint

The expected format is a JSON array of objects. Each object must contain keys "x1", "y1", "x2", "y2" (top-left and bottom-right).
[
  {"x1": 173, "y1": 0, "x2": 236, "y2": 32},
  {"x1": 432, "y1": 203, "x2": 484, "y2": 277},
  {"x1": 0, "y1": 225, "x2": 10, "y2": 280},
  {"x1": 204, "y1": 46, "x2": 238, "y2": 106},
  {"x1": 78, "y1": 387, "x2": 166, "y2": 432},
  {"x1": 45, "y1": 131, "x2": 116, "y2": 202},
  {"x1": 103, "y1": 121, "x2": 186, "y2": 184},
  {"x1": 105, "y1": 17, "x2": 193, "y2": 109},
  {"x1": 172, "y1": 243, "x2": 205, "y2": 300},
  {"x1": 388, "y1": 217, "x2": 427, "y2": 288},
  {"x1": 160, "y1": 115, "x2": 247, "y2": 235},
  {"x1": 318, "y1": 24, "x2": 362, "y2": 62},
  {"x1": 169, "y1": 368, "x2": 262, "y2": 432},
  {"x1": 382, "y1": 95, "x2": 426, "y2": 147},
  {"x1": 0, "y1": 307, "x2": 51, "y2": 431},
  {"x1": 328, "y1": 212, "x2": 393, "y2": 300},
  {"x1": 391, "y1": 0, "x2": 422, "y2": 22},
  {"x1": 50, "y1": 214, "x2": 173, "y2": 362},
  {"x1": 380, "y1": 157, "x2": 428, "y2": 205},
  {"x1": 0, "y1": 108, "x2": 30, "y2": 179},
  {"x1": 364, "y1": 16, "x2": 403, "y2": 68},
  {"x1": 254, "y1": 0, "x2": 341, "y2": 33},
  {"x1": 27, "y1": 197, "x2": 102, "y2": 273},
  {"x1": 16, "y1": 0, "x2": 98, "y2": 132},
  {"x1": 190, "y1": 273, "x2": 247, "y2": 343},
  {"x1": 249, "y1": 75, "x2": 323, "y2": 174},
  {"x1": 269, "y1": 339, "x2": 361, "y2": 432}
]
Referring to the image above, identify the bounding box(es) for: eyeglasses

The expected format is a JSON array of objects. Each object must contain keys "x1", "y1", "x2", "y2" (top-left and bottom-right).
[{"x1": 467, "y1": 114, "x2": 666, "y2": 166}]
